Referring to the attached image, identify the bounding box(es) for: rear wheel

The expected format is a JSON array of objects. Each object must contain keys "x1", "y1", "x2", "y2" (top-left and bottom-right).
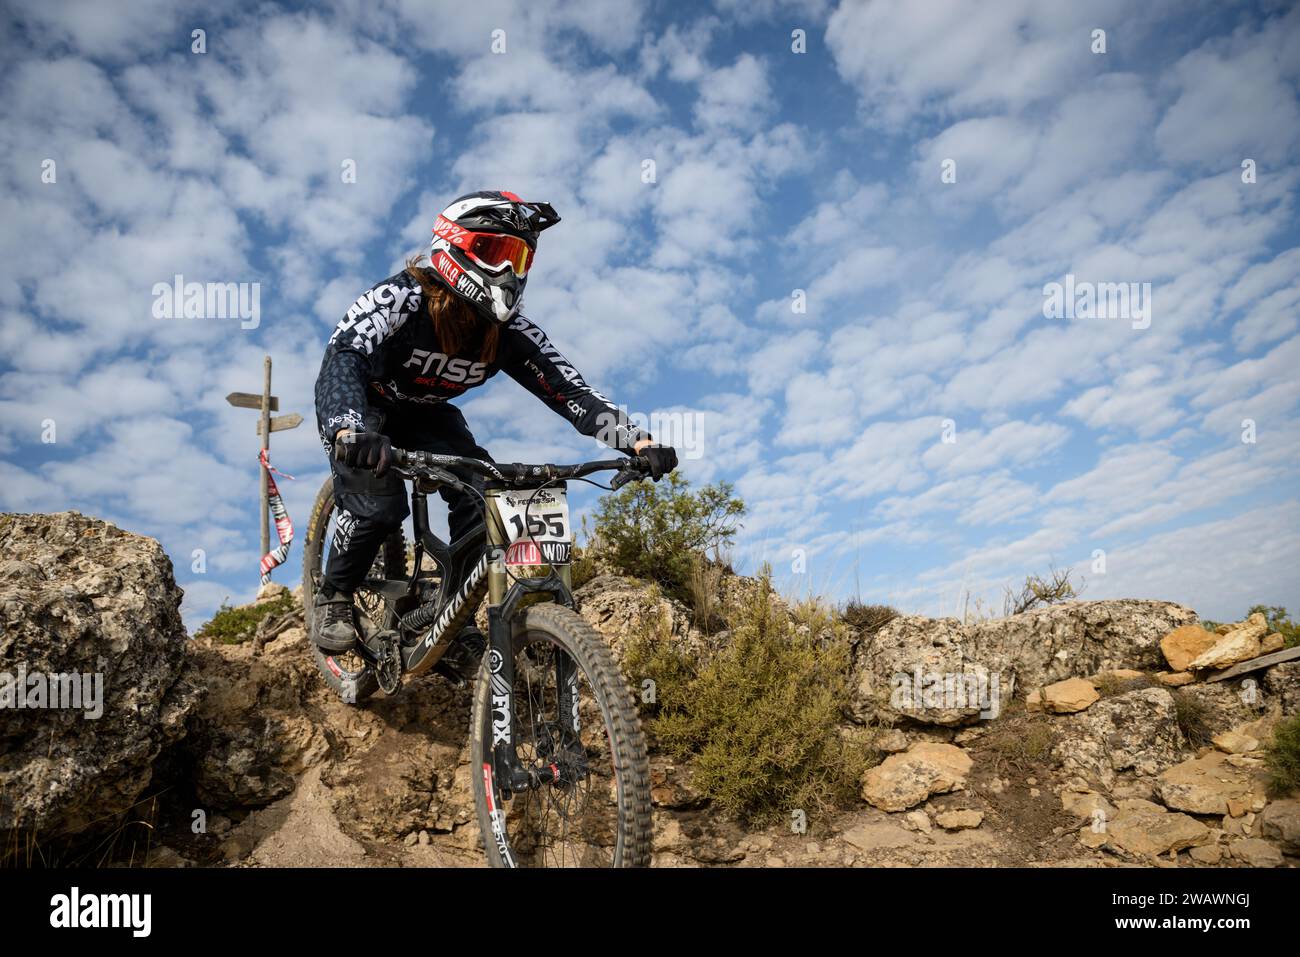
[
  {"x1": 470, "y1": 602, "x2": 652, "y2": 867},
  {"x1": 302, "y1": 477, "x2": 405, "y2": 704}
]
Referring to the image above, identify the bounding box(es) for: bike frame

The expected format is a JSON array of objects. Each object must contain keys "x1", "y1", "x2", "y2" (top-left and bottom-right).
[{"x1": 363, "y1": 470, "x2": 579, "y2": 795}]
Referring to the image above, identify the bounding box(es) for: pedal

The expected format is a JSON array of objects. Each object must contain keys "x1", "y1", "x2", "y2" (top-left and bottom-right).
[{"x1": 365, "y1": 629, "x2": 403, "y2": 695}]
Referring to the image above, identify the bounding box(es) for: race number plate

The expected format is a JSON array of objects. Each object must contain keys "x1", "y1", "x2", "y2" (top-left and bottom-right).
[{"x1": 496, "y1": 487, "x2": 572, "y2": 566}]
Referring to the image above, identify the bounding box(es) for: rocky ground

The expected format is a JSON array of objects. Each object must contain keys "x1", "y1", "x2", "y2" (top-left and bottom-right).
[{"x1": 2, "y1": 511, "x2": 1297, "y2": 868}]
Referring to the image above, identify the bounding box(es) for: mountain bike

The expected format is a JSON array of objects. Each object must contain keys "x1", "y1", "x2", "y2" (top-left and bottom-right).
[{"x1": 301, "y1": 447, "x2": 653, "y2": 867}]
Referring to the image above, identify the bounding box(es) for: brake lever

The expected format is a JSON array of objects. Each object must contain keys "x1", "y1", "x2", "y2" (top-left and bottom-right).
[{"x1": 609, "y1": 467, "x2": 642, "y2": 491}]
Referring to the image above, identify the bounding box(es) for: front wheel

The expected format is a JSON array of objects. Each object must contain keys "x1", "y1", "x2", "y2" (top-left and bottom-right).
[{"x1": 470, "y1": 602, "x2": 652, "y2": 867}]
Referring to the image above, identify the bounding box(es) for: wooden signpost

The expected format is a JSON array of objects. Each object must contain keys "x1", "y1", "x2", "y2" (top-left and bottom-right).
[
  {"x1": 1205, "y1": 645, "x2": 1300, "y2": 683},
  {"x1": 225, "y1": 355, "x2": 302, "y2": 560}
]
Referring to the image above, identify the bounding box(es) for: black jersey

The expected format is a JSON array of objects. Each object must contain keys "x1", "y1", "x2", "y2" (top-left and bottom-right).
[{"x1": 314, "y1": 270, "x2": 649, "y2": 453}]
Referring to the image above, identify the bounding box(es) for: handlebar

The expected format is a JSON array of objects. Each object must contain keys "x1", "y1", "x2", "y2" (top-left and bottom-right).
[{"x1": 390, "y1": 448, "x2": 651, "y2": 489}]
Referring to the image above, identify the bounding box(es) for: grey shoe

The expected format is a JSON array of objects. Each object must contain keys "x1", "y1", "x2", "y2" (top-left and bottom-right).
[
  {"x1": 435, "y1": 625, "x2": 486, "y2": 685},
  {"x1": 314, "y1": 589, "x2": 358, "y2": 653}
]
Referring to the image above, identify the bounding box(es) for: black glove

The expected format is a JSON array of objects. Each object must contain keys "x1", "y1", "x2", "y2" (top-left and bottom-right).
[
  {"x1": 334, "y1": 429, "x2": 394, "y2": 477},
  {"x1": 638, "y1": 444, "x2": 678, "y2": 481}
]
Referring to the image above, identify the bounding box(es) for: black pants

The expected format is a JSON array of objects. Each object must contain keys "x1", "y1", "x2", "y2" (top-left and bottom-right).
[{"x1": 320, "y1": 403, "x2": 492, "y2": 596}]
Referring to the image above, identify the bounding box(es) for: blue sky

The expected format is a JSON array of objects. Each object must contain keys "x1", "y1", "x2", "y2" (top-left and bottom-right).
[{"x1": 2, "y1": 0, "x2": 1298, "y2": 628}]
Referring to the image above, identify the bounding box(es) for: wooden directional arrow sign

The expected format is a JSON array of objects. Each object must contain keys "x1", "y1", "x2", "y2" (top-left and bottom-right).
[
  {"x1": 227, "y1": 391, "x2": 279, "y2": 412},
  {"x1": 257, "y1": 413, "x2": 303, "y2": 436}
]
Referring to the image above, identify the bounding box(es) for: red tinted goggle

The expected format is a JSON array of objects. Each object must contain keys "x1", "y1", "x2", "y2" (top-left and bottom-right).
[{"x1": 433, "y1": 216, "x2": 534, "y2": 277}]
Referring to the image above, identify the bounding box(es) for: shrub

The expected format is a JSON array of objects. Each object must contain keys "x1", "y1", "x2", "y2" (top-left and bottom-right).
[
  {"x1": 1172, "y1": 691, "x2": 1213, "y2": 749},
  {"x1": 1093, "y1": 672, "x2": 1156, "y2": 697},
  {"x1": 568, "y1": 536, "x2": 599, "y2": 591},
  {"x1": 193, "y1": 591, "x2": 296, "y2": 644},
  {"x1": 588, "y1": 472, "x2": 744, "y2": 603},
  {"x1": 1265, "y1": 714, "x2": 1300, "y2": 796},
  {"x1": 1002, "y1": 565, "x2": 1079, "y2": 616},
  {"x1": 981, "y1": 711, "x2": 1056, "y2": 774},
  {"x1": 839, "y1": 601, "x2": 899, "y2": 637},
  {"x1": 625, "y1": 573, "x2": 875, "y2": 826},
  {"x1": 685, "y1": 553, "x2": 729, "y2": 635}
]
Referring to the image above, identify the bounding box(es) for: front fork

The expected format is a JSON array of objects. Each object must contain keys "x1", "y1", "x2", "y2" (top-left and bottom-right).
[{"x1": 484, "y1": 500, "x2": 579, "y2": 796}]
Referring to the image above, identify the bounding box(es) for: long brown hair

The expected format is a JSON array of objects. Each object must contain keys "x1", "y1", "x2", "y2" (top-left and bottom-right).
[{"x1": 405, "y1": 255, "x2": 500, "y2": 365}]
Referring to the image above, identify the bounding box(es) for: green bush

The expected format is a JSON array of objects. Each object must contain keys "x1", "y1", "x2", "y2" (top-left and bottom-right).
[
  {"x1": 568, "y1": 536, "x2": 599, "y2": 591},
  {"x1": 194, "y1": 591, "x2": 296, "y2": 644},
  {"x1": 588, "y1": 472, "x2": 744, "y2": 603},
  {"x1": 1265, "y1": 715, "x2": 1300, "y2": 796},
  {"x1": 625, "y1": 574, "x2": 875, "y2": 827}
]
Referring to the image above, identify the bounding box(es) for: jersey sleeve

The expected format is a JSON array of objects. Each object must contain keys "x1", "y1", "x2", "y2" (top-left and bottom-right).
[
  {"x1": 500, "y1": 315, "x2": 652, "y2": 453},
  {"x1": 314, "y1": 273, "x2": 422, "y2": 446}
]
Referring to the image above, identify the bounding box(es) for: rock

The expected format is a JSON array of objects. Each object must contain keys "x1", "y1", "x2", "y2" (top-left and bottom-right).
[
  {"x1": 404, "y1": 831, "x2": 419, "y2": 846},
  {"x1": 1155, "y1": 672, "x2": 1195, "y2": 687},
  {"x1": 1264, "y1": 662, "x2": 1300, "y2": 715},
  {"x1": 1228, "y1": 838, "x2": 1282, "y2": 867},
  {"x1": 1238, "y1": 715, "x2": 1277, "y2": 742},
  {"x1": 902, "y1": 810, "x2": 932, "y2": 833},
  {"x1": 1188, "y1": 622, "x2": 1266, "y2": 671},
  {"x1": 143, "y1": 845, "x2": 192, "y2": 868},
  {"x1": 1221, "y1": 813, "x2": 1251, "y2": 836},
  {"x1": 1261, "y1": 633, "x2": 1285, "y2": 654},
  {"x1": 1171, "y1": 682, "x2": 1262, "y2": 742},
  {"x1": 0, "y1": 512, "x2": 200, "y2": 844},
  {"x1": 861, "y1": 742, "x2": 973, "y2": 811},
  {"x1": 1176, "y1": 682, "x2": 1267, "y2": 740},
  {"x1": 841, "y1": 821, "x2": 915, "y2": 851},
  {"x1": 574, "y1": 574, "x2": 708, "y2": 667},
  {"x1": 1155, "y1": 752, "x2": 1269, "y2": 815},
  {"x1": 184, "y1": 630, "x2": 332, "y2": 808},
  {"x1": 1061, "y1": 789, "x2": 1117, "y2": 823},
  {"x1": 1117, "y1": 797, "x2": 1165, "y2": 813},
  {"x1": 1052, "y1": 688, "x2": 1189, "y2": 789},
  {"x1": 935, "y1": 809, "x2": 984, "y2": 830},
  {"x1": 1104, "y1": 804, "x2": 1211, "y2": 858},
  {"x1": 1215, "y1": 623, "x2": 1235, "y2": 635},
  {"x1": 1259, "y1": 800, "x2": 1300, "y2": 854},
  {"x1": 418, "y1": 829, "x2": 431, "y2": 846},
  {"x1": 877, "y1": 729, "x2": 910, "y2": 753},
  {"x1": 1041, "y1": 677, "x2": 1100, "y2": 714},
  {"x1": 1161, "y1": 625, "x2": 1221, "y2": 673},
  {"x1": 183, "y1": 584, "x2": 475, "y2": 844},
  {"x1": 849, "y1": 600, "x2": 1196, "y2": 726},
  {"x1": 953, "y1": 726, "x2": 986, "y2": 745},
  {"x1": 254, "y1": 582, "x2": 290, "y2": 605},
  {"x1": 1078, "y1": 828, "x2": 1108, "y2": 850},
  {"x1": 1188, "y1": 844, "x2": 1223, "y2": 864},
  {"x1": 1092, "y1": 669, "x2": 1147, "y2": 682},
  {"x1": 1211, "y1": 730, "x2": 1259, "y2": 754},
  {"x1": 1026, "y1": 690, "x2": 1042, "y2": 712},
  {"x1": 649, "y1": 760, "x2": 703, "y2": 809}
]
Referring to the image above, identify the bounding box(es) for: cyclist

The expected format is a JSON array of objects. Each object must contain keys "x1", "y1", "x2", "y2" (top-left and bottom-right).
[{"x1": 312, "y1": 190, "x2": 677, "y2": 677}]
